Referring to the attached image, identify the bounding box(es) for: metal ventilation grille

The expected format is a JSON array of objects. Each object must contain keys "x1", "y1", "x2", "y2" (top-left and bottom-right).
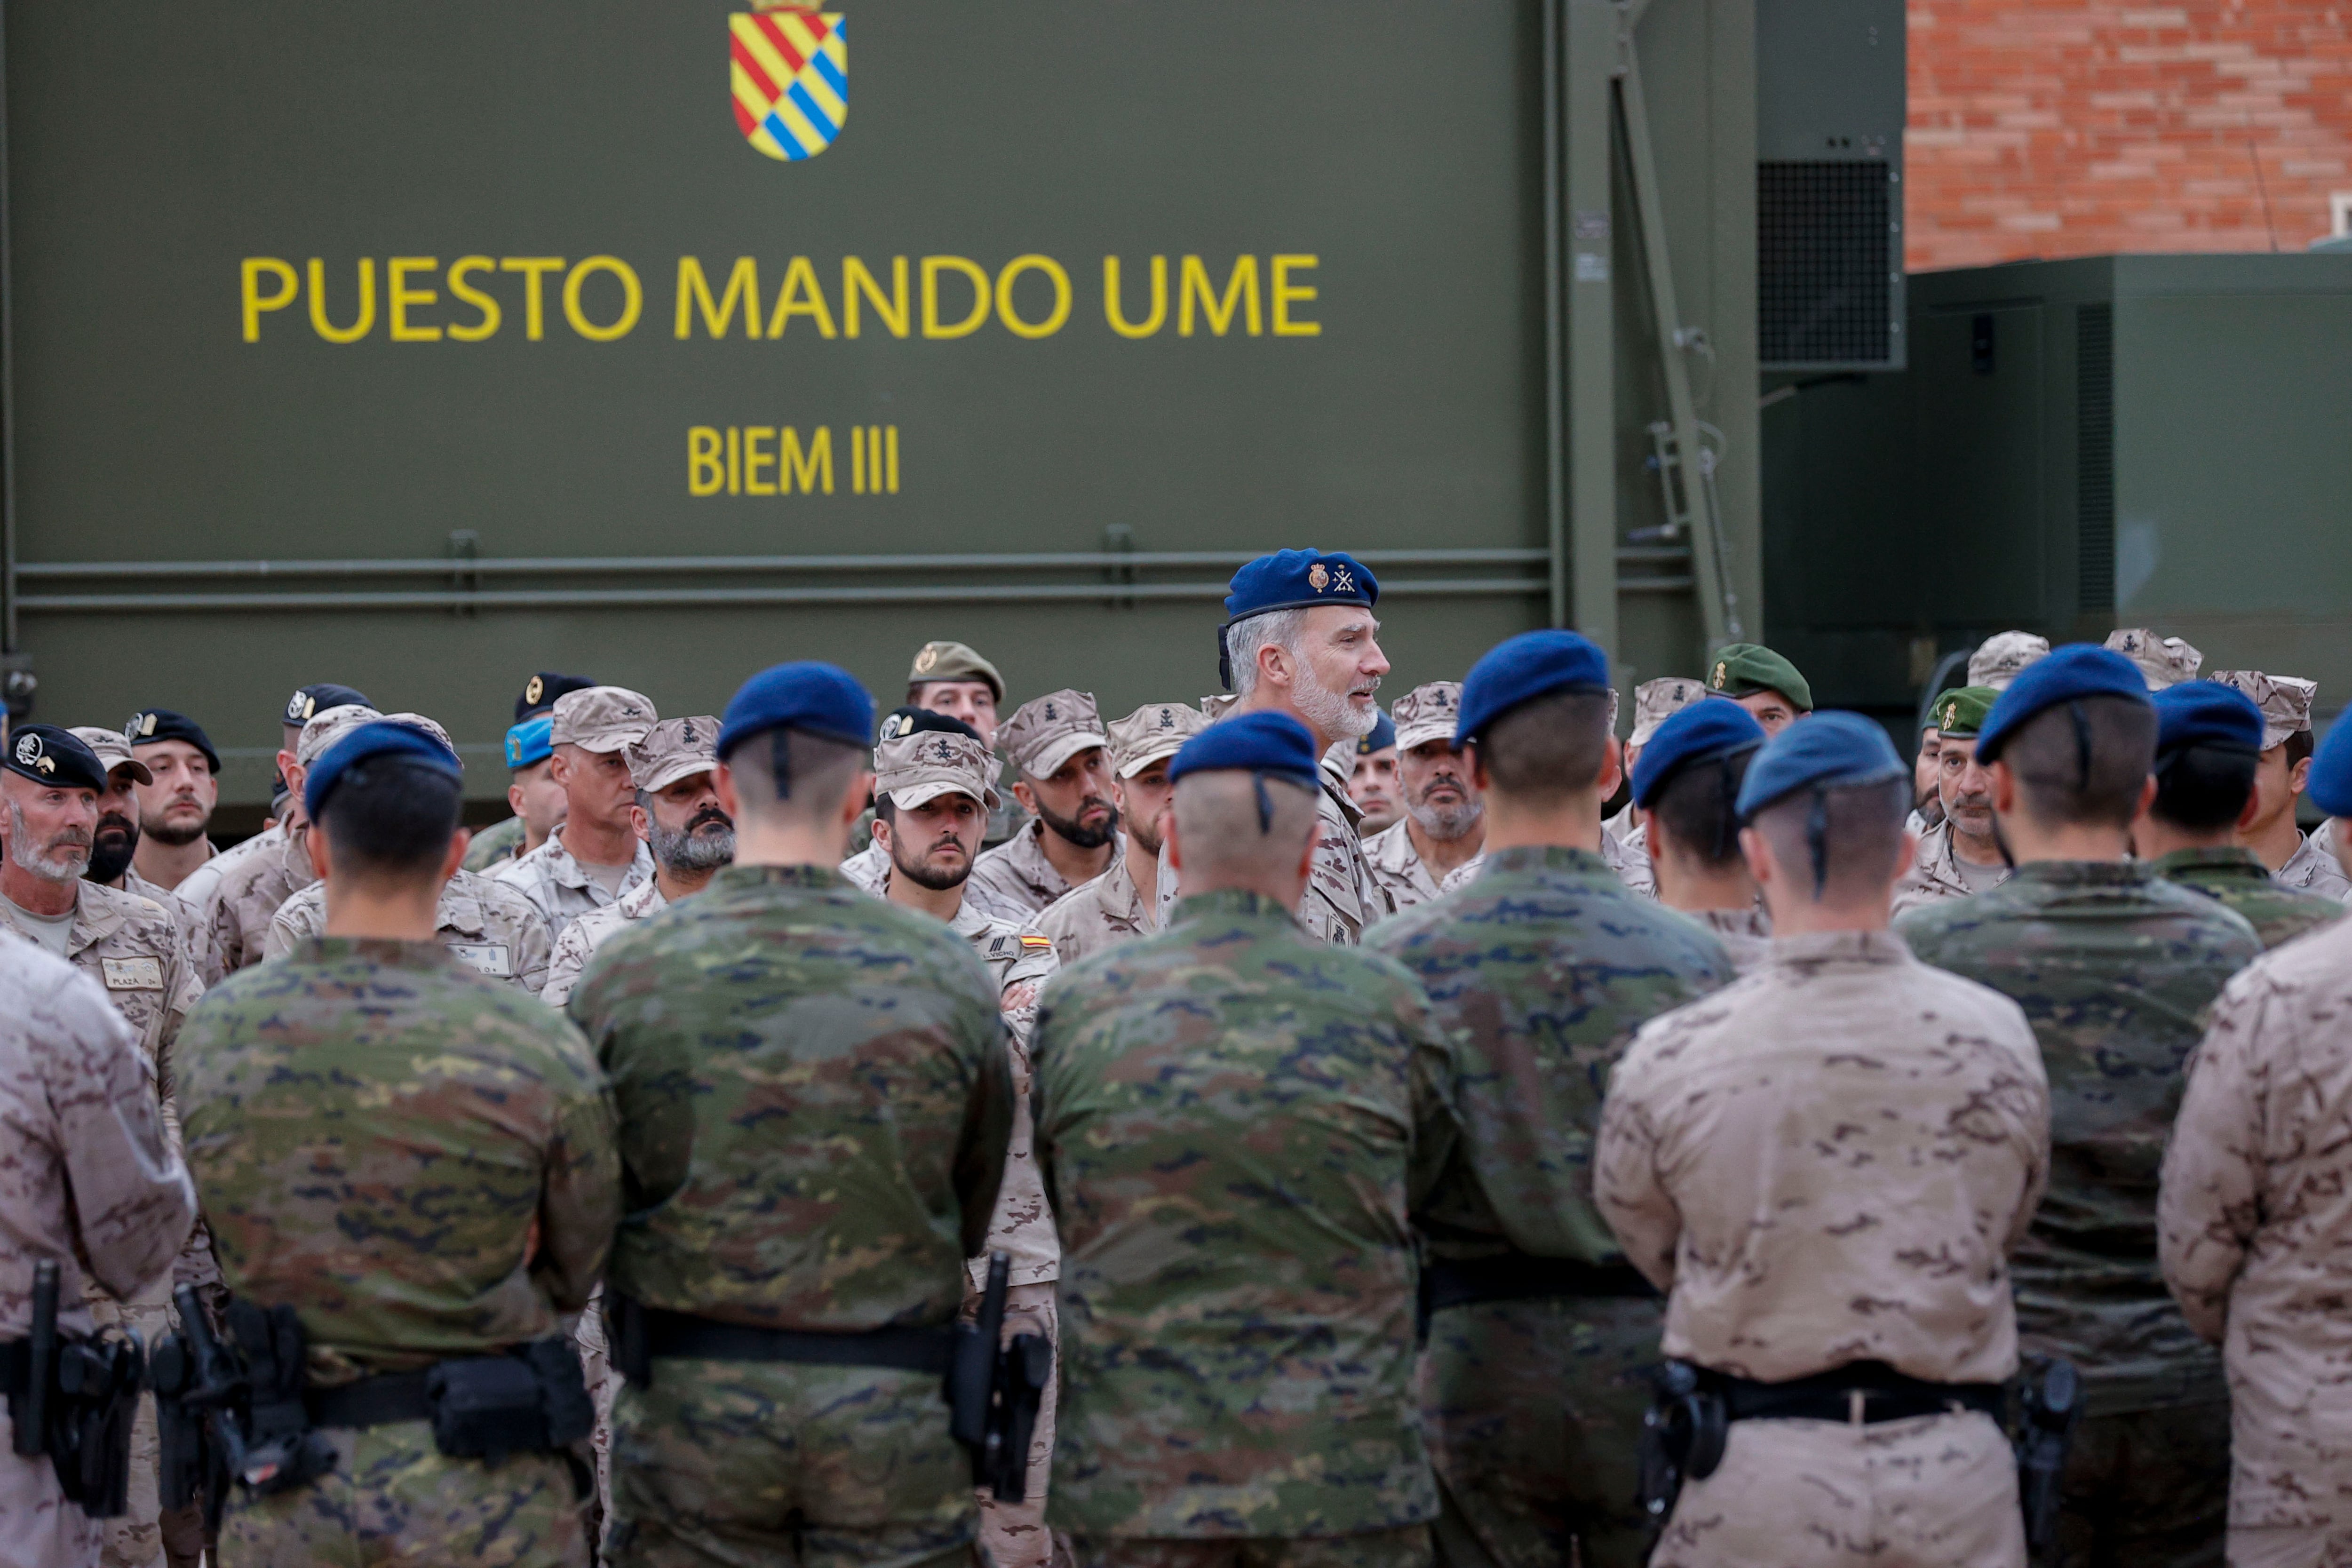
[
  {"x1": 2076, "y1": 304, "x2": 2115, "y2": 612},
  {"x1": 1758, "y1": 161, "x2": 1893, "y2": 366}
]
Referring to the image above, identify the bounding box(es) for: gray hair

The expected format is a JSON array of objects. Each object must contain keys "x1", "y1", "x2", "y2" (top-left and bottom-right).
[{"x1": 1225, "y1": 608, "x2": 1310, "y2": 701}]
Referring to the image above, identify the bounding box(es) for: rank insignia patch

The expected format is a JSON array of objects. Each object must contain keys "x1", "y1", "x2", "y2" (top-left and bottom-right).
[{"x1": 731, "y1": 5, "x2": 848, "y2": 162}]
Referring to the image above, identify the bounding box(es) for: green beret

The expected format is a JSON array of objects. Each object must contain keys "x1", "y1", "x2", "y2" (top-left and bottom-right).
[
  {"x1": 906, "y1": 640, "x2": 1004, "y2": 704},
  {"x1": 1705, "y1": 643, "x2": 1812, "y2": 711},
  {"x1": 1928, "y1": 685, "x2": 1999, "y2": 739}
]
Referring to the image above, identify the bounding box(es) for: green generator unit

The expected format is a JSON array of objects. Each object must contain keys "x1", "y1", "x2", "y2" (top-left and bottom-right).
[{"x1": 1762, "y1": 252, "x2": 2352, "y2": 727}]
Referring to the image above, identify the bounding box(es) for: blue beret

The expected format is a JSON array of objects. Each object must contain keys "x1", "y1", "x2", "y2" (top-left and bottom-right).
[
  {"x1": 1167, "y1": 710, "x2": 1322, "y2": 788},
  {"x1": 717, "y1": 661, "x2": 875, "y2": 759},
  {"x1": 1976, "y1": 645, "x2": 2150, "y2": 764},
  {"x1": 1356, "y1": 709, "x2": 1397, "y2": 756},
  {"x1": 2153, "y1": 681, "x2": 2264, "y2": 759},
  {"x1": 1630, "y1": 698, "x2": 1767, "y2": 809},
  {"x1": 1734, "y1": 711, "x2": 1907, "y2": 820},
  {"x1": 5, "y1": 724, "x2": 108, "y2": 793},
  {"x1": 1455, "y1": 630, "x2": 1610, "y2": 747},
  {"x1": 2311, "y1": 719, "x2": 2352, "y2": 818},
  {"x1": 1220, "y1": 550, "x2": 1379, "y2": 689},
  {"x1": 504, "y1": 716, "x2": 553, "y2": 770},
  {"x1": 305, "y1": 721, "x2": 463, "y2": 820}
]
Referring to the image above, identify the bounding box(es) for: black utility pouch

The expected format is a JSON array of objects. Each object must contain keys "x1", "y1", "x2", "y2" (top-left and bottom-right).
[
  {"x1": 521, "y1": 1337, "x2": 595, "y2": 1449},
  {"x1": 425, "y1": 1357, "x2": 547, "y2": 1465}
]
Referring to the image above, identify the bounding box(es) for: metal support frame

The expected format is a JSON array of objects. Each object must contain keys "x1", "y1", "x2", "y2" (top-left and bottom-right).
[{"x1": 1565, "y1": 0, "x2": 1619, "y2": 656}]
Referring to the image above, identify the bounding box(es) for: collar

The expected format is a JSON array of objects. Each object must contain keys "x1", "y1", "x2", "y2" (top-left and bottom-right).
[
  {"x1": 709, "y1": 863, "x2": 848, "y2": 895},
  {"x1": 1168, "y1": 886, "x2": 1302, "y2": 927},
  {"x1": 1766, "y1": 928, "x2": 1912, "y2": 966},
  {"x1": 68, "y1": 882, "x2": 139, "y2": 955},
  {"x1": 618, "y1": 877, "x2": 669, "y2": 918},
  {"x1": 544, "y1": 830, "x2": 652, "y2": 890},
  {"x1": 1477, "y1": 844, "x2": 1616, "y2": 880},
  {"x1": 292, "y1": 936, "x2": 461, "y2": 970},
  {"x1": 2005, "y1": 859, "x2": 2153, "y2": 889},
  {"x1": 437, "y1": 870, "x2": 492, "y2": 936},
  {"x1": 2152, "y1": 845, "x2": 2268, "y2": 882}
]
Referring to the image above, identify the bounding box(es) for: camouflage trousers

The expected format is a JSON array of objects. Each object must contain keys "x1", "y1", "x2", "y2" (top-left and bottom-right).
[
  {"x1": 572, "y1": 1292, "x2": 618, "y2": 1527},
  {"x1": 2053, "y1": 1398, "x2": 2229, "y2": 1568},
  {"x1": 1649, "y1": 1409, "x2": 2024, "y2": 1568},
  {"x1": 218, "y1": 1417, "x2": 591, "y2": 1568},
  {"x1": 2228, "y1": 1527, "x2": 2352, "y2": 1568},
  {"x1": 1421, "y1": 1295, "x2": 1659, "y2": 1568},
  {"x1": 977, "y1": 1283, "x2": 1063, "y2": 1568},
  {"x1": 606, "y1": 1357, "x2": 977, "y2": 1568},
  {"x1": 1065, "y1": 1526, "x2": 1435, "y2": 1568},
  {"x1": 0, "y1": 1415, "x2": 103, "y2": 1568}
]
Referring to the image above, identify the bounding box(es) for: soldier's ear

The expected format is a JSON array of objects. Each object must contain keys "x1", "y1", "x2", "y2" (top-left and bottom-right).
[{"x1": 440, "y1": 829, "x2": 471, "y2": 884}]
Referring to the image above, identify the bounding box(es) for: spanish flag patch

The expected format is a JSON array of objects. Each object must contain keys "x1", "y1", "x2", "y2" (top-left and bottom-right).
[{"x1": 1019, "y1": 933, "x2": 1052, "y2": 953}]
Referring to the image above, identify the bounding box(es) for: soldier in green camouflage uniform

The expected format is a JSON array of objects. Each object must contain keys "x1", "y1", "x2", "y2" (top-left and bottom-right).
[
  {"x1": 177, "y1": 722, "x2": 621, "y2": 1568},
  {"x1": 1897, "y1": 646, "x2": 2261, "y2": 1568},
  {"x1": 566, "y1": 662, "x2": 1016, "y2": 1568},
  {"x1": 2133, "y1": 681, "x2": 2343, "y2": 952},
  {"x1": 1369, "y1": 634, "x2": 1733, "y2": 1568},
  {"x1": 1033, "y1": 709, "x2": 1460, "y2": 1568}
]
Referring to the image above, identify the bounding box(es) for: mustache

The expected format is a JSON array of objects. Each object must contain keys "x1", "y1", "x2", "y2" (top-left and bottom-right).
[{"x1": 687, "y1": 804, "x2": 734, "y2": 832}]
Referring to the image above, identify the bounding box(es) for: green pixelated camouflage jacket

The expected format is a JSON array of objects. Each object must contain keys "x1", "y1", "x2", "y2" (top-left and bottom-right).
[
  {"x1": 2151, "y1": 846, "x2": 2345, "y2": 953},
  {"x1": 566, "y1": 862, "x2": 1016, "y2": 1331},
  {"x1": 1897, "y1": 860, "x2": 2261, "y2": 1408},
  {"x1": 1367, "y1": 844, "x2": 1734, "y2": 1264},
  {"x1": 177, "y1": 937, "x2": 619, "y2": 1379},
  {"x1": 1032, "y1": 887, "x2": 1460, "y2": 1538}
]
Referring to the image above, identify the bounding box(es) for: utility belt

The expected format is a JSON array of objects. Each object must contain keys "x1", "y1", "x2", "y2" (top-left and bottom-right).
[
  {"x1": 1637, "y1": 1356, "x2": 2084, "y2": 1563},
  {"x1": 2, "y1": 1261, "x2": 145, "y2": 1520},
  {"x1": 150, "y1": 1285, "x2": 593, "y2": 1535},
  {"x1": 1417, "y1": 1250, "x2": 1656, "y2": 1340},
  {"x1": 606, "y1": 1251, "x2": 1049, "y2": 1503}
]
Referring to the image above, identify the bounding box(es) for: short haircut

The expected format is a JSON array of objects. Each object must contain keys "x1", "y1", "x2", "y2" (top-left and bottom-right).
[
  {"x1": 1750, "y1": 776, "x2": 1910, "y2": 903},
  {"x1": 1650, "y1": 748, "x2": 1755, "y2": 869},
  {"x1": 1998, "y1": 695, "x2": 2157, "y2": 829},
  {"x1": 1225, "y1": 608, "x2": 1309, "y2": 701},
  {"x1": 725, "y1": 731, "x2": 865, "y2": 827},
  {"x1": 1475, "y1": 690, "x2": 1613, "y2": 803},
  {"x1": 318, "y1": 759, "x2": 462, "y2": 885},
  {"x1": 1171, "y1": 771, "x2": 1319, "y2": 884},
  {"x1": 2152, "y1": 745, "x2": 2257, "y2": 833},
  {"x1": 2287, "y1": 729, "x2": 2315, "y2": 769}
]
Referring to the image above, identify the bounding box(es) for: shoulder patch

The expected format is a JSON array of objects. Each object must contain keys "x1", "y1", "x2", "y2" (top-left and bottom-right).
[{"x1": 1019, "y1": 932, "x2": 1052, "y2": 952}]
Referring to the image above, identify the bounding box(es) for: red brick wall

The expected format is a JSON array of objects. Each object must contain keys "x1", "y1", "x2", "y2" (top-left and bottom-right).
[{"x1": 1907, "y1": 0, "x2": 2352, "y2": 269}]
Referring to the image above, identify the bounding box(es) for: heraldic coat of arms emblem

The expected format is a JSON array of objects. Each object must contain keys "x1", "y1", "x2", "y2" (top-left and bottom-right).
[{"x1": 730, "y1": 4, "x2": 847, "y2": 161}]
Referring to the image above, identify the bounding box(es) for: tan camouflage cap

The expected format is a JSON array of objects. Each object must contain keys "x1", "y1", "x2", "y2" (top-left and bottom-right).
[
  {"x1": 295, "y1": 704, "x2": 382, "y2": 766},
  {"x1": 1200, "y1": 693, "x2": 1240, "y2": 723},
  {"x1": 381, "y1": 712, "x2": 459, "y2": 762},
  {"x1": 906, "y1": 641, "x2": 1004, "y2": 704},
  {"x1": 2210, "y1": 670, "x2": 2317, "y2": 750},
  {"x1": 628, "y1": 716, "x2": 721, "y2": 793},
  {"x1": 68, "y1": 726, "x2": 151, "y2": 786},
  {"x1": 551, "y1": 685, "x2": 657, "y2": 753},
  {"x1": 2104, "y1": 629, "x2": 2202, "y2": 691},
  {"x1": 1967, "y1": 631, "x2": 2050, "y2": 691},
  {"x1": 874, "y1": 729, "x2": 1002, "y2": 812},
  {"x1": 1105, "y1": 701, "x2": 1208, "y2": 779},
  {"x1": 1000, "y1": 688, "x2": 1109, "y2": 779},
  {"x1": 1391, "y1": 682, "x2": 1465, "y2": 751},
  {"x1": 1628, "y1": 677, "x2": 1707, "y2": 747}
]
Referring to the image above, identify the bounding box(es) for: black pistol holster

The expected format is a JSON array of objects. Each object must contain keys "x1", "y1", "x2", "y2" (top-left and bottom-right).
[
  {"x1": 3, "y1": 1259, "x2": 144, "y2": 1520},
  {"x1": 947, "y1": 1252, "x2": 1051, "y2": 1504},
  {"x1": 1635, "y1": 1360, "x2": 1727, "y2": 1528},
  {"x1": 2013, "y1": 1356, "x2": 2083, "y2": 1563}
]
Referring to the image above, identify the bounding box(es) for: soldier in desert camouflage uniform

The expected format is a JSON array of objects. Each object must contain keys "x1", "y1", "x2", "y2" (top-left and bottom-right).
[
  {"x1": 1604, "y1": 676, "x2": 1705, "y2": 852},
  {"x1": 967, "y1": 690, "x2": 1121, "y2": 923},
  {"x1": 1599, "y1": 713, "x2": 2050, "y2": 1568},
  {"x1": 1892, "y1": 686, "x2": 2012, "y2": 915},
  {"x1": 0, "y1": 937, "x2": 196, "y2": 1568},
  {"x1": 123, "y1": 708, "x2": 222, "y2": 899},
  {"x1": 567, "y1": 663, "x2": 1016, "y2": 1568},
  {"x1": 179, "y1": 722, "x2": 619, "y2": 1568},
  {"x1": 1629, "y1": 698, "x2": 1774, "y2": 972},
  {"x1": 1367, "y1": 634, "x2": 1730, "y2": 1568},
  {"x1": 1035, "y1": 710, "x2": 1459, "y2": 1568},
  {"x1": 1360, "y1": 683, "x2": 1483, "y2": 913},
  {"x1": 1347, "y1": 709, "x2": 1403, "y2": 835},
  {"x1": 1031, "y1": 702, "x2": 1206, "y2": 966},
  {"x1": 2209, "y1": 669, "x2": 2352, "y2": 903},
  {"x1": 467, "y1": 673, "x2": 596, "y2": 873},
  {"x1": 1155, "y1": 550, "x2": 1394, "y2": 943},
  {"x1": 2160, "y1": 720, "x2": 2352, "y2": 1568},
  {"x1": 490, "y1": 687, "x2": 658, "y2": 941},
  {"x1": 1899, "y1": 646, "x2": 2261, "y2": 1568},
  {"x1": 2133, "y1": 682, "x2": 2341, "y2": 951}
]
